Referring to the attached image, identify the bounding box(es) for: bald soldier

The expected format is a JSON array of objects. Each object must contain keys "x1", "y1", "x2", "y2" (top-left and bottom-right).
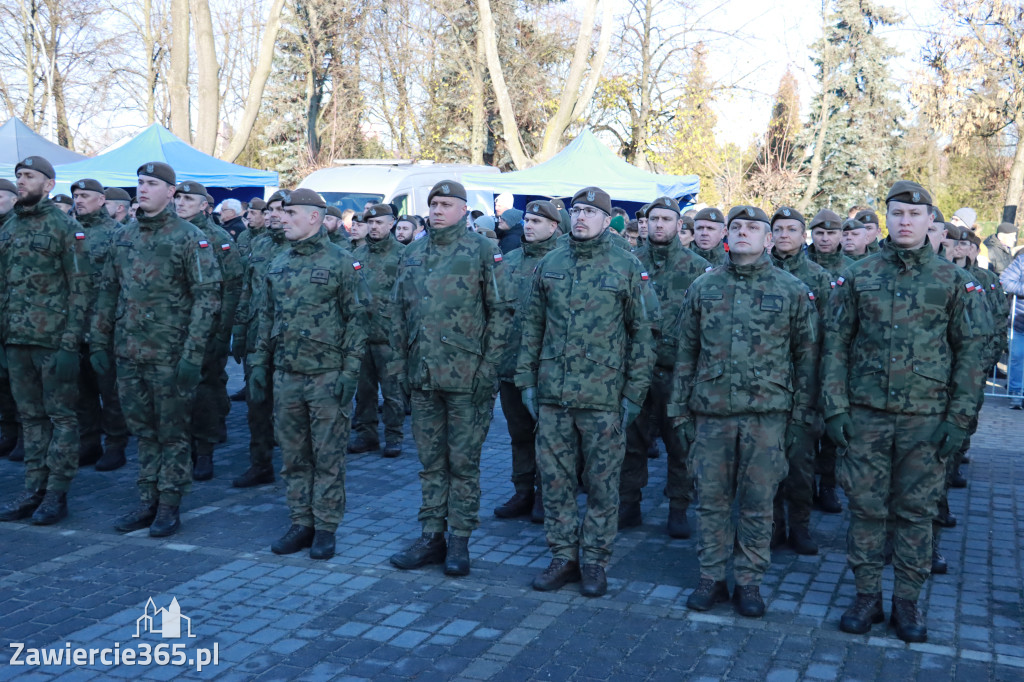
[{"x1": 690, "y1": 207, "x2": 727, "y2": 265}]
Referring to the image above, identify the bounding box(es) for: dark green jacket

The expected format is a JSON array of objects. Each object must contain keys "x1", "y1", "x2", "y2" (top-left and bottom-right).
[
  {"x1": 190, "y1": 214, "x2": 243, "y2": 349},
  {"x1": 235, "y1": 226, "x2": 264, "y2": 263},
  {"x1": 806, "y1": 243, "x2": 854, "y2": 277},
  {"x1": 353, "y1": 233, "x2": 405, "y2": 344},
  {"x1": 967, "y1": 262, "x2": 1009, "y2": 368},
  {"x1": 0, "y1": 197, "x2": 93, "y2": 351},
  {"x1": 668, "y1": 250, "x2": 819, "y2": 423},
  {"x1": 92, "y1": 205, "x2": 222, "y2": 367},
  {"x1": 515, "y1": 229, "x2": 655, "y2": 411},
  {"x1": 498, "y1": 234, "x2": 560, "y2": 380},
  {"x1": 771, "y1": 246, "x2": 834, "y2": 320},
  {"x1": 77, "y1": 209, "x2": 121, "y2": 344},
  {"x1": 691, "y1": 241, "x2": 726, "y2": 266},
  {"x1": 236, "y1": 228, "x2": 289, "y2": 350},
  {"x1": 821, "y1": 242, "x2": 990, "y2": 429}
]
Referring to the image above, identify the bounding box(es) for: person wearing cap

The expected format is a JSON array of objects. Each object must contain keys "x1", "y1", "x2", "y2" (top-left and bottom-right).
[
  {"x1": 982, "y1": 221, "x2": 1017, "y2": 275},
  {"x1": 691, "y1": 207, "x2": 727, "y2": 265},
  {"x1": 0, "y1": 156, "x2": 94, "y2": 526},
  {"x1": 493, "y1": 199, "x2": 562, "y2": 524},
  {"x1": 823, "y1": 180, "x2": 990, "y2": 643},
  {"x1": 52, "y1": 194, "x2": 74, "y2": 216},
  {"x1": 0, "y1": 178, "x2": 18, "y2": 227},
  {"x1": 516, "y1": 186, "x2": 655, "y2": 598},
  {"x1": 174, "y1": 181, "x2": 243, "y2": 482},
  {"x1": 854, "y1": 210, "x2": 881, "y2": 255},
  {"x1": 103, "y1": 187, "x2": 133, "y2": 225},
  {"x1": 925, "y1": 207, "x2": 949, "y2": 259},
  {"x1": 0, "y1": 179, "x2": 22, "y2": 461},
  {"x1": 678, "y1": 215, "x2": 695, "y2": 248},
  {"x1": 91, "y1": 161, "x2": 223, "y2": 538},
  {"x1": 635, "y1": 204, "x2": 650, "y2": 246},
  {"x1": 236, "y1": 198, "x2": 268, "y2": 261},
  {"x1": 766, "y1": 206, "x2": 833, "y2": 557},
  {"x1": 950, "y1": 207, "x2": 977, "y2": 233},
  {"x1": 386, "y1": 180, "x2": 513, "y2": 577},
  {"x1": 322, "y1": 206, "x2": 346, "y2": 246},
  {"x1": 349, "y1": 203, "x2": 406, "y2": 459},
  {"x1": 394, "y1": 214, "x2": 422, "y2": 245},
  {"x1": 71, "y1": 178, "x2": 130, "y2": 472},
  {"x1": 618, "y1": 196, "x2": 709, "y2": 539},
  {"x1": 230, "y1": 191, "x2": 291, "y2": 488},
  {"x1": 807, "y1": 209, "x2": 854, "y2": 275},
  {"x1": 495, "y1": 208, "x2": 525, "y2": 254},
  {"x1": 841, "y1": 218, "x2": 871, "y2": 260},
  {"x1": 551, "y1": 198, "x2": 571, "y2": 235},
  {"x1": 348, "y1": 211, "x2": 369, "y2": 250},
  {"x1": 246, "y1": 189, "x2": 367, "y2": 560},
  {"x1": 217, "y1": 198, "x2": 245, "y2": 240},
  {"x1": 668, "y1": 205, "x2": 818, "y2": 618}
]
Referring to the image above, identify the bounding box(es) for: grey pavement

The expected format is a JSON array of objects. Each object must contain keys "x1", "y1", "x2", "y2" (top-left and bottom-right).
[{"x1": 0, "y1": 360, "x2": 1022, "y2": 680}]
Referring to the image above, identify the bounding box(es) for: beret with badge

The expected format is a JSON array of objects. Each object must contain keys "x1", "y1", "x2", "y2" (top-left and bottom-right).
[
  {"x1": 72, "y1": 178, "x2": 104, "y2": 194},
  {"x1": 15, "y1": 156, "x2": 55, "y2": 180},
  {"x1": 571, "y1": 186, "x2": 613, "y2": 215},
  {"x1": 726, "y1": 205, "x2": 770, "y2": 226},
  {"x1": 137, "y1": 161, "x2": 176, "y2": 186},
  {"x1": 854, "y1": 209, "x2": 880, "y2": 226},
  {"x1": 175, "y1": 181, "x2": 208, "y2": 198},
  {"x1": 0, "y1": 179, "x2": 17, "y2": 195},
  {"x1": 104, "y1": 187, "x2": 132, "y2": 202},
  {"x1": 808, "y1": 209, "x2": 843, "y2": 231},
  {"x1": 885, "y1": 180, "x2": 932, "y2": 206},
  {"x1": 770, "y1": 206, "x2": 805, "y2": 227},
  {"x1": 842, "y1": 218, "x2": 865, "y2": 232},
  {"x1": 249, "y1": 198, "x2": 267, "y2": 211},
  {"x1": 694, "y1": 207, "x2": 724, "y2": 224},
  {"x1": 282, "y1": 188, "x2": 326, "y2": 209},
  {"x1": 427, "y1": 180, "x2": 467, "y2": 203},
  {"x1": 525, "y1": 199, "x2": 560, "y2": 223},
  {"x1": 326, "y1": 206, "x2": 343, "y2": 219},
  {"x1": 365, "y1": 203, "x2": 395, "y2": 218},
  {"x1": 648, "y1": 196, "x2": 681, "y2": 217},
  {"x1": 52, "y1": 194, "x2": 73, "y2": 206}
]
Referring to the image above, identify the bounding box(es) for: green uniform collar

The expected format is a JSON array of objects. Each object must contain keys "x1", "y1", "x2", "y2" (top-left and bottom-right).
[
  {"x1": 269, "y1": 227, "x2": 286, "y2": 244},
  {"x1": 137, "y1": 204, "x2": 175, "y2": 231},
  {"x1": 290, "y1": 226, "x2": 328, "y2": 255},
  {"x1": 76, "y1": 209, "x2": 108, "y2": 228},
  {"x1": 367, "y1": 232, "x2": 398, "y2": 253},
  {"x1": 726, "y1": 248, "x2": 773, "y2": 276},
  {"x1": 692, "y1": 241, "x2": 724, "y2": 262},
  {"x1": 427, "y1": 216, "x2": 467, "y2": 246},
  {"x1": 187, "y1": 213, "x2": 210, "y2": 231},
  {"x1": 881, "y1": 239, "x2": 933, "y2": 270},
  {"x1": 770, "y1": 246, "x2": 808, "y2": 272},
  {"x1": 13, "y1": 196, "x2": 55, "y2": 218},
  {"x1": 522, "y1": 234, "x2": 559, "y2": 258},
  {"x1": 568, "y1": 227, "x2": 609, "y2": 258},
  {"x1": 647, "y1": 235, "x2": 682, "y2": 266}
]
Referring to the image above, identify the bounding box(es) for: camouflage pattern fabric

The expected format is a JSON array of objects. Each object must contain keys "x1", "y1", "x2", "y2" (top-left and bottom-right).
[
  {"x1": 498, "y1": 381, "x2": 536, "y2": 494},
  {"x1": 0, "y1": 367, "x2": 17, "y2": 438},
  {"x1": 806, "y1": 243, "x2": 854, "y2": 277},
  {"x1": 235, "y1": 225, "x2": 263, "y2": 263},
  {"x1": 556, "y1": 228, "x2": 632, "y2": 253},
  {"x1": 497, "y1": 235, "x2": 560, "y2": 381},
  {"x1": 691, "y1": 242, "x2": 726, "y2": 266}
]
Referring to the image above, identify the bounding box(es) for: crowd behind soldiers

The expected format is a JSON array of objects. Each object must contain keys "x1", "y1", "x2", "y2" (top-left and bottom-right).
[{"x1": 0, "y1": 154, "x2": 1018, "y2": 648}]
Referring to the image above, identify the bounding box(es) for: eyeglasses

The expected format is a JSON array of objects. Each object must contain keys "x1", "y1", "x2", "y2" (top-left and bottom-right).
[{"x1": 569, "y1": 206, "x2": 605, "y2": 218}]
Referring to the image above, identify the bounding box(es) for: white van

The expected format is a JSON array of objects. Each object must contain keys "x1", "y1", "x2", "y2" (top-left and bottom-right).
[{"x1": 297, "y1": 160, "x2": 499, "y2": 216}]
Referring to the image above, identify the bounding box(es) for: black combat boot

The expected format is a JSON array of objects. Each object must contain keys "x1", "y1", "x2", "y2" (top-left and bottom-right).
[
  {"x1": 531, "y1": 484, "x2": 544, "y2": 524},
  {"x1": 949, "y1": 468, "x2": 967, "y2": 489},
  {"x1": 78, "y1": 439, "x2": 104, "y2": 467},
  {"x1": 891, "y1": 596, "x2": 927, "y2": 643},
  {"x1": 787, "y1": 524, "x2": 819, "y2": 556},
  {"x1": 0, "y1": 489, "x2": 44, "y2": 522},
  {"x1": 192, "y1": 441, "x2": 214, "y2": 481},
  {"x1": 580, "y1": 564, "x2": 607, "y2": 597},
  {"x1": 733, "y1": 585, "x2": 765, "y2": 617},
  {"x1": 444, "y1": 534, "x2": 470, "y2": 576},
  {"x1": 686, "y1": 577, "x2": 729, "y2": 611},
  {"x1": 931, "y1": 547, "x2": 948, "y2": 575},
  {"x1": 7, "y1": 436, "x2": 24, "y2": 462},
  {"x1": 934, "y1": 509, "x2": 957, "y2": 528},
  {"x1": 0, "y1": 426, "x2": 20, "y2": 458},
  {"x1": 382, "y1": 442, "x2": 402, "y2": 458},
  {"x1": 532, "y1": 559, "x2": 581, "y2": 591},
  {"x1": 839, "y1": 592, "x2": 884, "y2": 634},
  {"x1": 617, "y1": 499, "x2": 642, "y2": 529},
  {"x1": 390, "y1": 532, "x2": 446, "y2": 570},
  {"x1": 271, "y1": 524, "x2": 314, "y2": 554},
  {"x1": 666, "y1": 506, "x2": 691, "y2": 539},
  {"x1": 814, "y1": 483, "x2": 843, "y2": 513},
  {"x1": 494, "y1": 491, "x2": 533, "y2": 519},
  {"x1": 770, "y1": 508, "x2": 787, "y2": 550},
  {"x1": 115, "y1": 501, "x2": 158, "y2": 532},
  {"x1": 31, "y1": 490, "x2": 67, "y2": 525},
  {"x1": 95, "y1": 439, "x2": 127, "y2": 471},
  {"x1": 233, "y1": 466, "x2": 275, "y2": 488},
  {"x1": 309, "y1": 530, "x2": 336, "y2": 560},
  {"x1": 149, "y1": 504, "x2": 180, "y2": 537},
  {"x1": 347, "y1": 435, "x2": 379, "y2": 454}
]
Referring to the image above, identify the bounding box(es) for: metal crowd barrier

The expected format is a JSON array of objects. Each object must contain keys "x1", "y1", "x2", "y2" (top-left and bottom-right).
[{"x1": 986, "y1": 297, "x2": 1022, "y2": 399}]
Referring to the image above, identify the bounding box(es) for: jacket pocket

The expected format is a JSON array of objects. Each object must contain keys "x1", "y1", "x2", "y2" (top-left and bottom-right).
[
  {"x1": 440, "y1": 331, "x2": 482, "y2": 356},
  {"x1": 694, "y1": 362, "x2": 724, "y2": 383},
  {"x1": 583, "y1": 345, "x2": 622, "y2": 370}
]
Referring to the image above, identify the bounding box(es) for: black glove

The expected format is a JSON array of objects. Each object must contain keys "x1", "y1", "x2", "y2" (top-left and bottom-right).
[
  {"x1": 785, "y1": 421, "x2": 810, "y2": 451},
  {"x1": 521, "y1": 387, "x2": 538, "y2": 421},
  {"x1": 174, "y1": 357, "x2": 202, "y2": 394},
  {"x1": 90, "y1": 349, "x2": 111, "y2": 375},
  {"x1": 825, "y1": 413, "x2": 853, "y2": 449},
  {"x1": 249, "y1": 366, "x2": 268, "y2": 404},
  {"x1": 620, "y1": 397, "x2": 642, "y2": 432}
]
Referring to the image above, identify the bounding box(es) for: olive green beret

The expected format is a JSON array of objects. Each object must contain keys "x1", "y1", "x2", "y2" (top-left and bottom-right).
[
  {"x1": 174, "y1": 181, "x2": 208, "y2": 198},
  {"x1": 842, "y1": 218, "x2": 865, "y2": 232},
  {"x1": 267, "y1": 191, "x2": 285, "y2": 205},
  {"x1": 854, "y1": 209, "x2": 880, "y2": 226},
  {"x1": 944, "y1": 223, "x2": 962, "y2": 240},
  {"x1": 571, "y1": 186, "x2": 612, "y2": 215},
  {"x1": 808, "y1": 209, "x2": 843, "y2": 231},
  {"x1": 525, "y1": 200, "x2": 559, "y2": 223},
  {"x1": 634, "y1": 204, "x2": 649, "y2": 220},
  {"x1": 71, "y1": 178, "x2": 104, "y2": 194},
  {"x1": 137, "y1": 161, "x2": 176, "y2": 186},
  {"x1": 15, "y1": 156, "x2": 55, "y2": 179},
  {"x1": 726, "y1": 205, "x2": 770, "y2": 226},
  {"x1": 680, "y1": 215, "x2": 695, "y2": 231},
  {"x1": 365, "y1": 203, "x2": 395, "y2": 218},
  {"x1": 770, "y1": 206, "x2": 805, "y2": 226},
  {"x1": 282, "y1": 188, "x2": 326, "y2": 209},
  {"x1": 694, "y1": 207, "x2": 724, "y2": 224},
  {"x1": 52, "y1": 194, "x2": 73, "y2": 206},
  {"x1": 326, "y1": 206, "x2": 343, "y2": 219},
  {"x1": 0, "y1": 179, "x2": 17, "y2": 195},
  {"x1": 427, "y1": 180, "x2": 467, "y2": 203},
  {"x1": 104, "y1": 187, "x2": 131, "y2": 202},
  {"x1": 648, "y1": 196, "x2": 681, "y2": 217},
  {"x1": 929, "y1": 207, "x2": 945, "y2": 223},
  {"x1": 551, "y1": 198, "x2": 566, "y2": 211},
  {"x1": 885, "y1": 180, "x2": 932, "y2": 206},
  {"x1": 352, "y1": 211, "x2": 366, "y2": 223},
  {"x1": 248, "y1": 198, "x2": 267, "y2": 210}
]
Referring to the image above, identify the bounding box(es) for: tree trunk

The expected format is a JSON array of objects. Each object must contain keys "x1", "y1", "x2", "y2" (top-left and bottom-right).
[
  {"x1": 1003, "y1": 118, "x2": 1024, "y2": 224},
  {"x1": 468, "y1": 30, "x2": 486, "y2": 165},
  {"x1": 478, "y1": 0, "x2": 529, "y2": 168},
  {"x1": 221, "y1": 0, "x2": 285, "y2": 161},
  {"x1": 169, "y1": 0, "x2": 190, "y2": 141},
  {"x1": 52, "y1": 68, "x2": 73, "y2": 149},
  {"x1": 20, "y1": 0, "x2": 37, "y2": 126},
  {"x1": 798, "y1": 85, "x2": 831, "y2": 214},
  {"x1": 144, "y1": 0, "x2": 156, "y2": 124},
  {"x1": 624, "y1": 0, "x2": 653, "y2": 166},
  {"x1": 191, "y1": 0, "x2": 218, "y2": 154}
]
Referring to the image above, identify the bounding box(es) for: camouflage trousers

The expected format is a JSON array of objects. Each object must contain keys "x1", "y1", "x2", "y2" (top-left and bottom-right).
[
  {"x1": 117, "y1": 360, "x2": 194, "y2": 506},
  {"x1": 775, "y1": 419, "x2": 820, "y2": 526},
  {"x1": 536, "y1": 405, "x2": 624, "y2": 567},
  {"x1": 937, "y1": 393, "x2": 983, "y2": 526},
  {"x1": 411, "y1": 389, "x2": 492, "y2": 536},
  {"x1": 353, "y1": 343, "x2": 404, "y2": 446},
  {"x1": 621, "y1": 367, "x2": 691, "y2": 509},
  {"x1": 244, "y1": 360, "x2": 275, "y2": 471},
  {"x1": 0, "y1": 365, "x2": 19, "y2": 437},
  {"x1": 192, "y1": 349, "x2": 230, "y2": 446},
  {"x1": 498, "y1": 380, "x2": 537, "y2": 494},
  {"x1": 6, "y1": 345, "x2": 80, "y2": 493},
  {"x1": 815, "y1": 435, "x2": 838, "y2": 488},
  {"x1": 691, "y1": 413, "x2": 788, "y2": 585},
  {"x1": 77, "y1": 344, "x2": 128, "y2": 449},
  {"x1": 839, "y1": 407, "x2": 945, "y2": 601},
  {"x1": 273, "y1": 370, "x2": 350, "y2": 532}
]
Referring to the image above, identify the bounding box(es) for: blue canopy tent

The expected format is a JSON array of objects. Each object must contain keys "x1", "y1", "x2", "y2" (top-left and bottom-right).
[
  {"x1": 0, "y1": 117, "x2": 86, "y2": 179},
  {"x1": 460, "y1": 130, "x2": 700, "y2": 213},
  {"x1": 51, "y1": 124, "x2": 278, "y2": 204}
]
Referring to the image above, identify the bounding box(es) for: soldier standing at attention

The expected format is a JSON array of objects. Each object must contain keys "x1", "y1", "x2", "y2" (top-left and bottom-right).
[
  {"x1": 52, "y1": 194, "x2": 74, "y2": 216},
  {"x1": 635, "y1": 204, "x2": 650, "y2": 246},
  {"x1": 807, "y1": 209, "x2": 854, "y2": 277},
  {"x1": 388, "y1": 181, "x2": 512, "y2": 577},
  {"x1": 854, "y1": 209, "x2": 882, "y2": 255},
  {"x1": 349, "y1": 211, "x2": 369, "y2": 250},
  {"x1": 103, "y1": 188, "x2": 133, "y2": 225},
  {"x1": 248, "y1": 189, "x2": 368, "y2": 561},
  {"x1": 619, "y1": 196, "x2": 708, "y2": 537},
  {"x1": 517, "y1": 186, "x2": 654, "y2": 597},
  {"x1": 174, "y1": 182, "x2": 242, "y2": 481},
  {"x1": 690, "y1": 207, "x2": 727, "y2": 265},
  {"x1": 91, "y1": 162, "x2": 222, "y2": 537},
  {"x1": 841, "y1": 218, "x2": 870, "y2": 261},
  {"x1": 824, "y1": 181, "x2": 989, "y2": 643},
  {"x1": 768, "y1": 206, "x2": 832, "y2": 556},
  {"x1": 235, "y1": 198, "x2": 267, "y2": 262},
  {"x1": 0, "y1": 157, "x2": 92, "y2": 525},
  {"x1": 670, "y1": 205, "x2": 818, "y2": 618},
  {"x1": 0, "y1": 179, "x2": 22, "y2": 461},
  {"x1": 493, "y1": 200, "x2": 562, "y2": 523},
  {"x1": 350, "y1": 203, "x2": 406, "y2": 458},
  {"x1": 72, "y1": 178, "x2": 130, "y2": 472}
]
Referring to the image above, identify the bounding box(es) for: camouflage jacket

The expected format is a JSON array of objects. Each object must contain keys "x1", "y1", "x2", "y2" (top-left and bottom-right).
[
  {"x1": 821, "y1": 242, "x2": 990, "y2": 429},
  {"x1": 635, "y1": 237, "x2": 710, "y2": 369},
  {"x1": 497, "y1": 234, "x2": 560, "y2": 380},
  {"x1": 557, "y1": 228, "x2": 632, "y2": 252},
  {"x1": 691, "y1": 242, "x2": 726, "y2": 266},
  {"x1": 846, "y1": 250, "x2": 869, "y2": 262},
  {"x1": 250, "y1": 227, "x2": 368, "y2": 376},
  {"x1": 328, "y1": 230, "x2": 347, "y2": 247},
  {"x1": 967, "y1": 263, "x2": 1009, "y2": 367},
  {"x1": 0, "y1": 197, "x2": 93, "y2": 351},
  {"x1": 235, "y1": 229, "x2": 289, "y2": 350},
  {"x1": 235, "y1": 226, "x2": 264, "y2": 263},
  {"x1": 387, "y1": 216, "x2": 512, "y2": 392},
  {"x1": 771, "y1": 246, "x2": 833, "y2": 320},
  {"x1": 668, "y1": 250, "x2": 819, "y2": 423},
  {"x1": 515, "y1": 229, "x2": 655, "y2": 411},
  {"x1": 92, "y1": 205, "x2": 222, "y2": 367},
  {"x1": 806, "y1": 244, "x2": 854, "y2": 277},
  {"x1": 77, "y1": 208, "x2": 121, "y2": 343},
  {"x1": 353, "y1": 233, "x2": 405, "y2": 344},
  {"x1": 188, "y1": 214, "x2": 243, "y2": 348}
]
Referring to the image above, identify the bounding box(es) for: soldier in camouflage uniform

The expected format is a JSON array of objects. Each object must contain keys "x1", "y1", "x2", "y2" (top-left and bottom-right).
[
  {"x1": 0, "y1": 157, "x2": 92, "y2": 526},
  {"x1": 231, "y1": 193, "x2": 290, "y2": 488},
  {"x1": 0, "y1": 179, "x2": 21, "y2": 461},
  {"x1": 854, "y1": 209, "x2": 882, "y2": 255},
  {"x1": 72, "y1": 178, "x2": 130, "y2": 472},
  {"x1": 103, "y1": 187, "x2": 132, "y2": 226},
  {"x1": 824, "y1": 181, "x2": 990, "y2": 643},
  {"x1": 619, "y1": 196, "x2": 708, "y2": 538},
  {"x1": 635, "y1": 205, "x2": 649, "y2": 247},
  {"x1": 517, "y1": 186, "x2": 654, "y2": 598},
  {"x1": 690, "y1": 207, "x2": 727, "y2": 265},
  {"x1": 174, "y1": 182, "x2": 242, "y2": 481},
  {"x1": 92, "y1": 162, "x2": 222, "y2": 538},
  {"x1": 493, "y1": 200, "x2": 562, "y2": 523},
  {"x1": 235, "y1": 198, "x2": 266, "y2": 262},
  {"x1": 349, "y1": 211, "x2": 368, "y2": 250},
  {"x1": 350, "y1": 203, "x2": 405, "y2": 457},
  {"x1": 387, "y1": 180, "x2": 512, "y2": 578},
  {"x1": 248, "y1": 189, "x2": 368, "y2": 561},
  {"x1": 841, "y1": 218, "x2": 870, "y2": 261},
  {"x1": 323, "y1": 206, "x2": 347, "y2": 246},
  {"x1": 670, "y1": 205, "x2": 819, "y2": 618},
  {"x1": 768, "y1": 206, "x2": 833, "y2": 556}
]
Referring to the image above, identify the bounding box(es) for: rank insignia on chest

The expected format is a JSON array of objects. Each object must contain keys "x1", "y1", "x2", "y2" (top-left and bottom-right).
[
  {"x1": 760, "y1": 294, "x2": 784, "y2": 312},
  {"x1": 220, "y1": 243, "x2": 231, "y2": 251},
  {"x1": 493, "y1": 254, "x2": 503, "y2": 263},
  {"x1": 74, "y1": 232, "x2": 86, "y2": 240},
  {"x1": 836, "y1": 276, "x2": 846, "y2": 287},
  {"x1": 310, "y1": 268, "x2": 330, "y2": 284},
  {"x1": 640, "y1": 272, "x2": 649, "y2": 281},
  {"x1": 352, "y1": 261, "x2": 362, "y2": 270},
  {"x1": 198, "y1": 240, "x2": 209, "y2": 248}
]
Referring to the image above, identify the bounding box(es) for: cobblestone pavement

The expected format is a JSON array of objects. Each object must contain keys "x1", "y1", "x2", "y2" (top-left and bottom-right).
[{"x1": 0, "y1": 361, "x2": 1022, "y2": 681}]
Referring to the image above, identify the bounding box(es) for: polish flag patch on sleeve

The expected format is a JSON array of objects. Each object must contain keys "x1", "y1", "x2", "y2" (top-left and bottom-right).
[
  {"x1": 836, "y1": 276, "x2": 846, "y2": 287},
  {"x1": 640, "y1": 272, "x2": 649, "y2": 281},
  {"x1": 353, "y1": 261, "x2": 362, "y2": 270},
  {"x1": 965, "y1": 281, "x2": 976, "y2": 292},
  {"x1": 198, "y1": 240, "x2": 210, "y2": 248},
  {"x1": 220, "y1": 243, "x2": 231, "y2": 251},
  {"x1": 830, "y1": 280, "x2": 836, "y2": 289},
  {"x1": 493, "y1": 253, "x2": 503, "y2": 263},
  {"x1": 808, "y1": 291, "x2": 815, "y2": 301},
  {"x1": 74, "y1": 232, "x2": 86, "y2": 240}
]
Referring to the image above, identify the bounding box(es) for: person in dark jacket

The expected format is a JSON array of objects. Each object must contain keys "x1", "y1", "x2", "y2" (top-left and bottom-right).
[
  {"x1": 983, "y1": 223, "x2": 1017, "y2": 275},
  {"x1": 496, "y1": 208, "x2": 525, "y2": 254}
]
